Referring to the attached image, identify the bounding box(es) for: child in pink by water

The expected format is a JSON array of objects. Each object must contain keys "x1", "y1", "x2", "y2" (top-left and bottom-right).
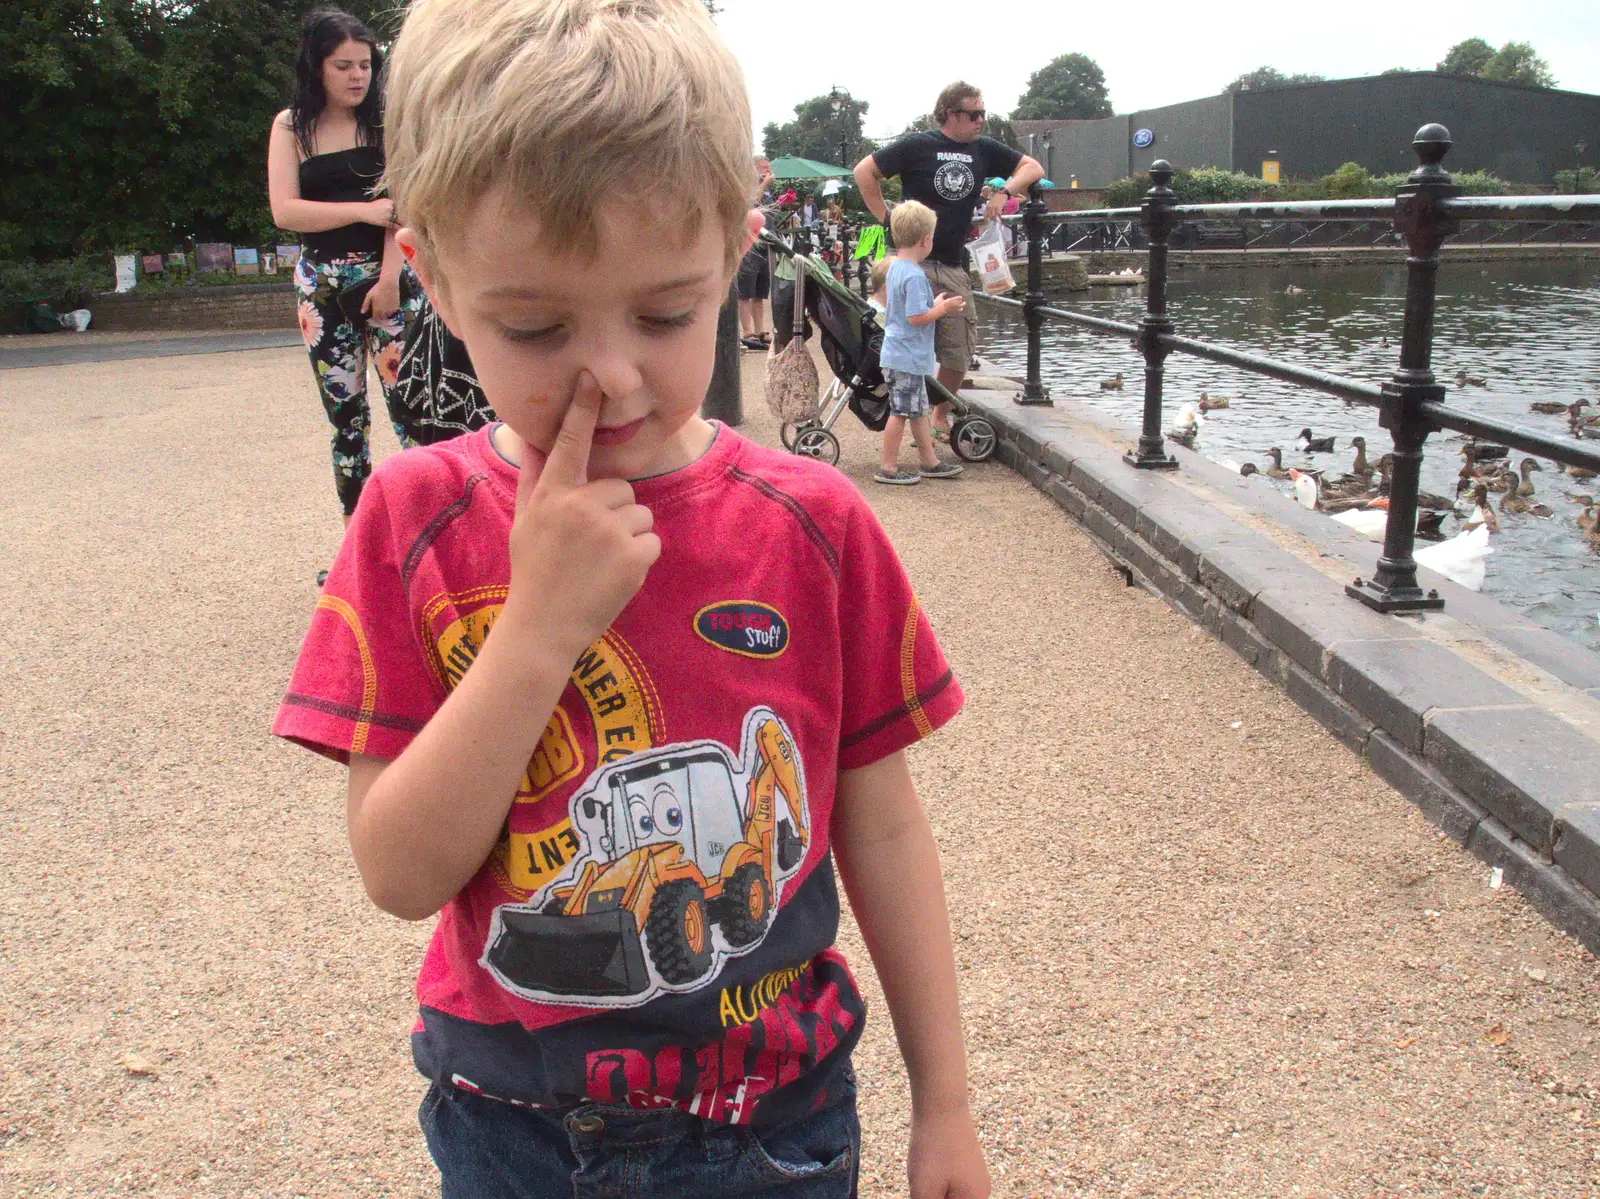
[{"x1": 270, "y1": 1, "x2": 989, "y2": 1196}]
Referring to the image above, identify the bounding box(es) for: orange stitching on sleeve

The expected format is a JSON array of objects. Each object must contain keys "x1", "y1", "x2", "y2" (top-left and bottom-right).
[
  {"x1": 899, "y1": 596, "x2": 933, "y2": 740},
  {"x1": 315, "y1": 594, "x2": 377, "y2": 756}
]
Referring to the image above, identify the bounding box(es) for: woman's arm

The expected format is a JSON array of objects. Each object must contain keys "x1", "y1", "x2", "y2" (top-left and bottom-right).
[
  {"x1": 267, "y1": 113, "x2": 392, "y2": 233},
  {"x1": 364, "y1": 225, "x2": 404, "y2": 319},
  {"x1": 833, "y1": 750, "x2": 989, "y2": 1199}
]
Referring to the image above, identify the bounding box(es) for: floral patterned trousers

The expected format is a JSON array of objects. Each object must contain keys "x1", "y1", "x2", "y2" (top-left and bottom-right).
[{"x1": 294, "y1": 250, "x2": 423, "y2": 515}]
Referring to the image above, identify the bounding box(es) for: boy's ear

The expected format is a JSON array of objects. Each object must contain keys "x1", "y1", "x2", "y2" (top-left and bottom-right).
[{"x1": 396, "y1": 226, "x2": 465, "y2": 338}]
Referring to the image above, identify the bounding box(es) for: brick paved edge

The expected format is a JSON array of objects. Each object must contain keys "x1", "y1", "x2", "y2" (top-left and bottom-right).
[{"x1": 964, "y1": 391, "x2": 1600, "y2": 955}]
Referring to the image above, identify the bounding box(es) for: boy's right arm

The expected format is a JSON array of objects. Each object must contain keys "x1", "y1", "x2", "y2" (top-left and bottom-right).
[
  {"x1": 907, "y1": 292, "x2": 965, "y2": 327},
  {"x1": 346, "y1": 373, "x2": 659, "y2": 920}
]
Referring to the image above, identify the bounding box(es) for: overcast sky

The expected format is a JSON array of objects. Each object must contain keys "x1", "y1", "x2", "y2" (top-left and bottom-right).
[{"x1": 712, "y1": 0, "x2": 1599, "y2": 146}]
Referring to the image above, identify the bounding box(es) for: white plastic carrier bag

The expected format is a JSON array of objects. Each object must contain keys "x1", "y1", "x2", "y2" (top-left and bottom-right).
[{"x1": 970, "y1": 221, "x2": 1015, "y2": 294}]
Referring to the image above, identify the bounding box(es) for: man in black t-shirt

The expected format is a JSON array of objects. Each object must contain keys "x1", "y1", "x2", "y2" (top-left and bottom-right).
[{"x1": 854, "y1": 81, "x2": 1043, "y2": 432}]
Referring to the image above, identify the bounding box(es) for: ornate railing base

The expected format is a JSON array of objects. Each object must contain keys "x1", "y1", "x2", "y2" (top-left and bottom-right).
[
  {"x1": 1344, "y1": 577, "x2": 1444, "y2": 614},
  {"x1": 1124, "y1": 447, "x2": 1178, "y2": 470}
]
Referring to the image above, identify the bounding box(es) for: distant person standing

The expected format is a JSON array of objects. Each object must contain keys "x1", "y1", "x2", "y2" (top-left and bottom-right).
[
  {"x1": 854, "y1": 81, "x2": 1042, "y2": 435},
  {"x1": 268, "y1": 7, "x2": 420, "y2": 530},
  {"x1": 736, "y1": 155, "x2": 775, "y2": 350}
]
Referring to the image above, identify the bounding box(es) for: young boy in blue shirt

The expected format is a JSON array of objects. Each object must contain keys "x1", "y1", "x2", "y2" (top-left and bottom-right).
[
  {"x1": 271, "y1": 1, "x2": 990, "y2": 1196},
  {"x1": 875, "y1": 201, "x2": 967, "y2": 486}
]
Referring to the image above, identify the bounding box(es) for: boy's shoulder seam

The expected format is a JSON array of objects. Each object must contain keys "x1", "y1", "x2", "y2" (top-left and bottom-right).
[
  {"x1": 725, "y1": 463, "x2": 843, "y2": 579},
  {"x1": 400, "y1": 470, "x2": 494, "y2": 589}
]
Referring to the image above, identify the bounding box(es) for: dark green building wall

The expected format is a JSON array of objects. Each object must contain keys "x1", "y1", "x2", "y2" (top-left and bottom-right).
[
  {"x1": 1128, "y1": 94, "x2": 1233, "y2": 178},
  {"x1": 1038, "y1": 74, "x2": 1599, "y2": 189},
  {"x1": 1231, "y1": 73, "x2": 1598, "y2": 184}
]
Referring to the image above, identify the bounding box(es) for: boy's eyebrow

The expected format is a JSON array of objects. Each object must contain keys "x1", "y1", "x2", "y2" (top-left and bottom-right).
[{"x1": 483, "y1": 271, "x2": 717, "y2": 301}]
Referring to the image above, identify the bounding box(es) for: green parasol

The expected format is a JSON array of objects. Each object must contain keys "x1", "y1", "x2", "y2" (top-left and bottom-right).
[{"x1": 767, "y1": 155, "x2": 852, "y2": 180}]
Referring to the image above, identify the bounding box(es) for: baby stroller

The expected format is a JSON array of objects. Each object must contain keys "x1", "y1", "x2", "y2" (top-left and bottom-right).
[{"x1": 760, "y1": 230, "x2": 997, "y2": 467}]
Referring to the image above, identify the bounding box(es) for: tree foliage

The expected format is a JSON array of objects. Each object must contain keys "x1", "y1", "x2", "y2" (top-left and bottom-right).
[
  {"x1": 1012, "y1": 54, "x2": 1111, "y2": 121},
  {"x1": 761, "y1": 88, "x2": 870, "y2": 167},
  {"x1": 0, "y1": 0, "x2": 398, "y2": 262},
  {"x1": 1223, "y1": 66, "x2": 1326, "y2": 93},
  {"x1": 1479, "y1": 42, "x2": 1556, "y2": 88},
  {"x1": 1437, "y1": 38, "x2": 1555, "y2": 88},
  {"x1": 1437, "y1": 37, "x2": 1495, "y2": 77}
]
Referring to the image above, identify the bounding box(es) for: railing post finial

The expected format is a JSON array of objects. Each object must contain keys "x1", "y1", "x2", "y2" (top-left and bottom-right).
[{"x1": 1125, "y1": 159, "x2": 1179, "y2": 469}]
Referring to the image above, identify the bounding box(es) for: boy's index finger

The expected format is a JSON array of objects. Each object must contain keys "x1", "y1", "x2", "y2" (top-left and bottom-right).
[{"x1": 543, "y1": 371, "x2": 602, "y2": 488}]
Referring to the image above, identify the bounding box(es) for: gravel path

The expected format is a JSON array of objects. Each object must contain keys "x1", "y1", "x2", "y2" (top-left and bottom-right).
[{"x1": 2, "y1": 345, "x2": 1596, "y2": 1197}]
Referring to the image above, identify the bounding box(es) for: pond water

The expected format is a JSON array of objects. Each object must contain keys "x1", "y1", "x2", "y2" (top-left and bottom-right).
[{"x1": 975, "y1": 259, "x2": 1600, "y2": 652}]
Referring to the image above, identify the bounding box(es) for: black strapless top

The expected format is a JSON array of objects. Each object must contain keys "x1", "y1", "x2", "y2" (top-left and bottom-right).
[{"x1": 298, "y1": 145, "x2": 386, "y2": 256}]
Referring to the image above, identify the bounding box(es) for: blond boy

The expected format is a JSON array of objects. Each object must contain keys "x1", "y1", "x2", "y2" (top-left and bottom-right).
[
  {"x1": 867, "y1": 254, "x2": 891, "y2": 314},
  {"x1": 271, "y1": 1, "x2": 988, "y2": 1196},
  {"x1": 876, "y1": 201, "x2": 965, "y2": 486}
]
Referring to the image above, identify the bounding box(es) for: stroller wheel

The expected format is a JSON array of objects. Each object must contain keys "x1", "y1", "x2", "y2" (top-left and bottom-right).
[
  {"x1": 780, "y1": 421, "x2": 808, "y2": 451},
  {"x1": 793, "y1": 426, "x2": 841, "y2": 467},
  {"x1": 950, "y1": 417, "x2": 997, "y2": 463}
]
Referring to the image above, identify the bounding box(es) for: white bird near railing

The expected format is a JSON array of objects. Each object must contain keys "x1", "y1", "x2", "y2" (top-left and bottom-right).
[
  {"x1": 1330, "y1": 505, "x2": 1389, "y2": 539},
  {"x1": 1414, "y1": 524, "x2": 1493, "y2": 592}
]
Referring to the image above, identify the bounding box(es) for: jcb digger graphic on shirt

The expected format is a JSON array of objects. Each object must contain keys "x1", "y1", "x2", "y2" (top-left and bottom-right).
[{"x1": 483, "y1": 706, "x2": 809, "y2": 1008}]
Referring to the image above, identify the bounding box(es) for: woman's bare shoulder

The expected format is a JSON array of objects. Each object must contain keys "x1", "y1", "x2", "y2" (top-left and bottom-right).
[{"x1": 272, "y1": 108, "x2": 294, "y2": 132}]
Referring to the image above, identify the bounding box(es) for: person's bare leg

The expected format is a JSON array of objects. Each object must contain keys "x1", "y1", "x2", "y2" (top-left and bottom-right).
[
  {"x1": 738, "y1": 298, "x2": 755, "y2": 337},
  {"x1": 933, "y1": 365, "x2": 963, "y2": 432},
  {"x1": 910, "y1": 415, "x2": 939, "y2": 469},
  {"x1": 754, "y1": 298, "x2": 767, "y2": 339},
  {"x1": 880, "y1": 415, "x2": 907, "y2": 473}
]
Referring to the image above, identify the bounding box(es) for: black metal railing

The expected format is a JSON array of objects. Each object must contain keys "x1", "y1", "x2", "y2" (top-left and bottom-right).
[
  {"x1": 978, "y1": 124, "x2": 1600, "y2": 614},
  {"x1": 1011, "y1": 208, "x2": 1600, "y2": 255}
]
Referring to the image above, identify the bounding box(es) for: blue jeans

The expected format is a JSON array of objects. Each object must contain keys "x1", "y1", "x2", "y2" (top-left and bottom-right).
[{"x1": 419, "y1": 1071, "x2": 859, "y2": 1198}]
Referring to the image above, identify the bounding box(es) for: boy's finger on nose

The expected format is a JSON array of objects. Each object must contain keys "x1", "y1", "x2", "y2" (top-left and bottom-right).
[
  {"x1": 545, "y1": 371, "x2": 603, "y2": 487},
  {"x1": 514, "y1": 434, "x2": 543, "y2": 507}
]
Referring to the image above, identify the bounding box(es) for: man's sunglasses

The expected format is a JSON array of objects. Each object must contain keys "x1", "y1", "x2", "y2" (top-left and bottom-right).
[{"x1": 960, "y1": 108, "x2": 986, "y2": 121}]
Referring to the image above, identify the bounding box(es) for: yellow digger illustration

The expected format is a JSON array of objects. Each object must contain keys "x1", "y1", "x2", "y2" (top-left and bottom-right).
[{"x1": 486, "y1": 708, "x2": 807, "y2": 999}]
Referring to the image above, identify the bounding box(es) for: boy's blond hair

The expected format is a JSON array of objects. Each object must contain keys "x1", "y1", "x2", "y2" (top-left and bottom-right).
[
  {"x1": 869, "y1": 256, "x2": 891, "y2": 295},
  {"x1": 890, "y1": 200, "x2": 936, "y2": 249},
  {"x1": 384, "y1": 0, "x2": 753, "y2": 273}
]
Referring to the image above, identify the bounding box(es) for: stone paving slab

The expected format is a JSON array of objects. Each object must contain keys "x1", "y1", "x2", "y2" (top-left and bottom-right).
[
  {"x1": 965, "y1": 387, "x2": 1600, "y2": 951},
  {"x1": 0, "y1": 329, "x2": 301, "y2": 369}
]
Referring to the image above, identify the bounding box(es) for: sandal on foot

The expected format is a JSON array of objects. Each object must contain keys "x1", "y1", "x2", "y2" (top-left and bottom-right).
[{"x1": 932, "y1": 427, "x2": 951, "y2": 444}]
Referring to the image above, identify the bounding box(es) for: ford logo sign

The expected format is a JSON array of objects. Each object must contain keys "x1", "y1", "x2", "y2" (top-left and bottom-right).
[{"x1": 1133, "y1": 128, "x2": 1154, "y2": 148}]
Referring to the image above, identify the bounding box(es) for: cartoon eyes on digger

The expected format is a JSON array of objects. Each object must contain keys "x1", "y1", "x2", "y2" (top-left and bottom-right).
[
  {"x1": 628, "y1": 785, "x2": 684, "y2": 840},
  {"x1": 484, "y1": 709, "x2": 808, "y2": 1003}
]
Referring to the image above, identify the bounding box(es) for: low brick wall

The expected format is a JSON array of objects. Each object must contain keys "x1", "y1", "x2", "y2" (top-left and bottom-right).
[{"x1": 89, "y1": 283, "x2": 296, "y2": 333}]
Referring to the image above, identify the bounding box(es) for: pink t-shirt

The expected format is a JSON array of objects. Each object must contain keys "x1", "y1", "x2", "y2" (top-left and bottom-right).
[{"x1": 272, "y1": 423, "x2": 962, "y2": 1126}]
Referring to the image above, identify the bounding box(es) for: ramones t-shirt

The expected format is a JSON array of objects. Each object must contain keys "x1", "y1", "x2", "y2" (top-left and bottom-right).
[
  {"x1": 873, "y1": 131, "x2": 1023, "y2": 267},
  {"x1": 272, "y1": 423, "x2": 963, "y2": 1127}
]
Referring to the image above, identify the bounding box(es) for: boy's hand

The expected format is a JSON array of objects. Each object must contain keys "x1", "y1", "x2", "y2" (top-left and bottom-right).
[
  {"x1": 909, "y1": 1106, "x2": 990, "y2": 1198},
  {"x1": 934, "y1": 292, "x2": 967, "y2": 317},
  {"x1": 503, "y1": 372, "x2": 660, "y2": 659}
]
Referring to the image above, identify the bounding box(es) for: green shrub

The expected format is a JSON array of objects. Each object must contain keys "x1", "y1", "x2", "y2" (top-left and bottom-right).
[
  {"x1": 0, "y1": 257, "x2": 112, "y2": 322},
  {"x1": 1102, "y1": 167, "x2": 1275, "y2": 209},
  {"x1": 1554, "y1": 167, "x2": 1596, "y2": 194}
]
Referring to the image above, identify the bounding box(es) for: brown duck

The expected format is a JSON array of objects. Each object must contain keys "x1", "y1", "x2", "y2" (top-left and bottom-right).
[{"x1": 1500, "y1": 459, "x2": 1552, "y2": 517}]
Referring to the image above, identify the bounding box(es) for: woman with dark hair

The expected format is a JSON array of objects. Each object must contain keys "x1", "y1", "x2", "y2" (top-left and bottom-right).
[{"x1": 268, "y1": 6, "x2": 421, "y2": 527}]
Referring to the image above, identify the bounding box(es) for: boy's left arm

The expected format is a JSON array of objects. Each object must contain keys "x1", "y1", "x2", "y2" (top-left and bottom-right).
[{"x1": 833, "y1": 749, "x2": 990, "y2": 1199}]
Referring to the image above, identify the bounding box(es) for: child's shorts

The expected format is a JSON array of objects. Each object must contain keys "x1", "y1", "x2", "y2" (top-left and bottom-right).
[
  {"x1": 419, "y1": 1069, "x2": 859, "y2": 1198},
  {"x1": 885, "y1": 368, "x2": 929, "y2": 419}
]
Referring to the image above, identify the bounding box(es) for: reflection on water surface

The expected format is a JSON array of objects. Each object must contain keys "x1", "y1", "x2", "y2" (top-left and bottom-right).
[{"x1": 976, "y1": 259, "x2": 1600, "y2": 651}]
